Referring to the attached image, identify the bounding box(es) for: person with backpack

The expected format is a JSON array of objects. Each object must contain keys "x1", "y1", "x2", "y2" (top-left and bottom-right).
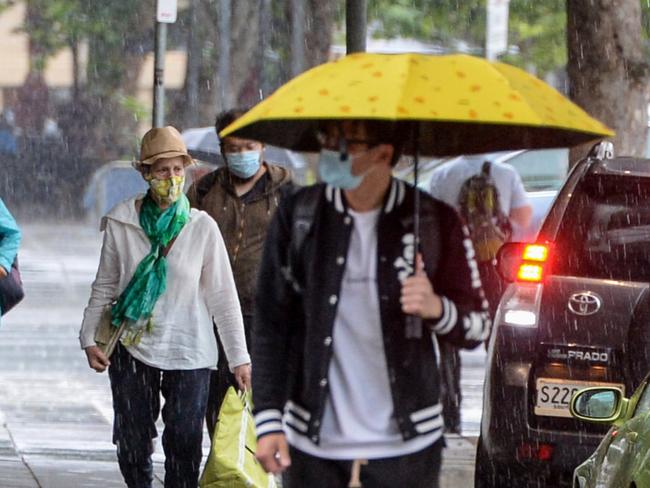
[
  {"x1": 252, "y1": 120, "x2": 490, "y2": 487},
  {"x1": 427, "y1": 153, "x2": 532, "y2": 433},
  {"x1": 186, "y1": 108, "x2": 294, "y2": 436}
]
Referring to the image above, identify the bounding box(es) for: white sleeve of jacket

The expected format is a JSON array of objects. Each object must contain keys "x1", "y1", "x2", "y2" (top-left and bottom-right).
[
  {"x1": 79, "y1": 223, "x2": 120, "y2": 349},
  {"x1": 201, "y1": 218, "x2": 250, "y2": 371}
]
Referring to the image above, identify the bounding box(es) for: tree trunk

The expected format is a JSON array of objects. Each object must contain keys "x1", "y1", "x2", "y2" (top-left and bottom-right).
[
  {"x1": 306, "y1": 0, "x2": 336, "y2": 67},
  {"x1": 259, "y1": 0, "x2": 272, "y2": 98},
  {"x1": 290, "y1": 0, "x2": 306, "y2": 76},
  {"x1": 345, "y1": 0, "x2": 367, "y2": 54},
  {"x1": 567, "y1": 0, "x2": 649, "y2": 164},
  {"x1": 70, "y1": 39, "x2": 80, "y2": 104},
  {"x1": 230, "y1": 0, "x2": 261, "y2": 106},
  {"x1": 215, "y1": 0, "x2": 232, "y2": 111},
  {"x1": 184, "y1": 0, "x2": 201, "y2": 127}
]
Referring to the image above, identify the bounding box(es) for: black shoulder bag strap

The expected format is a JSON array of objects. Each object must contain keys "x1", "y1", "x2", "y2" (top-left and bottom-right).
[
  {"x1": 194, "y1": 170, "x2": 219, "y2": 207},
  {"x1": 287, "y1": 187, "x2": 322, "y2": 293},
  {"x1": 481, "y1": 160, "x2": 492, "y2": 177}
]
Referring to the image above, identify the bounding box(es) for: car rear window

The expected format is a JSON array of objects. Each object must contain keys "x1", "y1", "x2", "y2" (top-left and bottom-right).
[
  {"x1": 552, "y1": 174, "x2": 650, "y2": 282},
  {"x1": 505, "y1": 149, "x2": 568, "y2": 192}
]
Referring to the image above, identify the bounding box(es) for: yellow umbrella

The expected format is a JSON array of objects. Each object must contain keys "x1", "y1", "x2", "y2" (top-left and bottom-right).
[
  {"x1": 221, "y1": 53, "x2": 613, "y2": 339},
  {"x1": 221, "y1": 52, "x2": 613, "y2": 156}
]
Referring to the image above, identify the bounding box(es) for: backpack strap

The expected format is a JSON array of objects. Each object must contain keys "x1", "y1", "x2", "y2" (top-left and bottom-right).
[
  {"x1": 287, "y1": 186, "x2": 322, "y2": 293},
  {"x1": 161, "y1": 235, "x2": 178, "y2": 257},
  {"x1": 194, "y1": 170, "x2": 219, "y2": 208},
  {"x1": 481, "y1": 160, "x2": 491, "y2": 177}
]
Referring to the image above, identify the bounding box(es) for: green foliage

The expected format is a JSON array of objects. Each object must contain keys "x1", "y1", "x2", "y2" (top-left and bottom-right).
[
  {"x1": 365, "y1": 0, "x2": 565, "y2": 76},
  {"x1": 17, "y1": 0, "x2": 155, "y2": 87},
  {"x1": 504, "y1": 0, "x2": 567, "y2": 76},
  {"x1": 362, "y1": 0, "x2": 650, "y2": 77},
  {"x1": 367, "y1": 0, "x2": 485, "y2": 46},
  {"x1": 120, "y1": 95, "x2": 149, "y2": 125}
]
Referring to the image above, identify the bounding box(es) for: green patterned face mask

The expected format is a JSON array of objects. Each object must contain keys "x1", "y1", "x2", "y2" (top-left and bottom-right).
[{"x1": 147, "y1": 175, "x2": 185, "y2": 206}]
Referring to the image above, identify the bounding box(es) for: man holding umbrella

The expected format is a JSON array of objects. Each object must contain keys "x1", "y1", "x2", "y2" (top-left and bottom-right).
[
  {"x1": 219, "y1": 52, "x2": 612, "y2": 487},
  {"x1": 250, "y1": 119, "x2": 490, "y2": 487}
]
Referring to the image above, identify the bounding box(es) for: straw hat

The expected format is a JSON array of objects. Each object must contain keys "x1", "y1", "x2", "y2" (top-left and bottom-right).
[{"x1": 137, "y1": 126, "x2": 193, "y2": 167}]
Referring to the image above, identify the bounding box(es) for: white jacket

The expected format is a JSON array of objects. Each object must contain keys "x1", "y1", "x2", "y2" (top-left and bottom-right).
[{"x1": 79, "y1": 196, "x2": 250, "y2": 371}]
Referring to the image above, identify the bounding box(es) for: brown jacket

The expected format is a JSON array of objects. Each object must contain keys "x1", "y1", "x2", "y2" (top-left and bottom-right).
[{"x1": 187, "y1": 163, "x2": 294, "y2": 316}]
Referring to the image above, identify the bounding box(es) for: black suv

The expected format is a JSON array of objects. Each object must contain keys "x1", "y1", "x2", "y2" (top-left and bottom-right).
[{"x1": 476, "y1": 144, "x2": 650, "y2": 487}]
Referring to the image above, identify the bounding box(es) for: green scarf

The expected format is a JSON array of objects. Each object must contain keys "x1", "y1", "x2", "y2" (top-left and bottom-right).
[{"x1": 111, "y1": 194, "x2": 190, "y2": 345}]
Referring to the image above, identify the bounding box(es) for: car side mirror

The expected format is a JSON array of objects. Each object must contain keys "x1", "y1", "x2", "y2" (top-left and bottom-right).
[
  {"x1": 570, "y1": 387, "x2": 625, "y2": 423},
  {"x1": 495, "y1": 242, "x2": 524, "y2": 283}
]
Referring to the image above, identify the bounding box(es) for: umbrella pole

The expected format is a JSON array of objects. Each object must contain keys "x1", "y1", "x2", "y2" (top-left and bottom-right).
[{"x1": 405, "y1": 123, "x2": 423, "y2": 339}]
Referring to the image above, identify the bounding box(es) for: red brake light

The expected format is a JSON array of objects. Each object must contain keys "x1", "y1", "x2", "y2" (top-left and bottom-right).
[
  {"x1": 537, "y1": 444, "x2": 554, "y2": 461},
  {"x1": 516, "y1": 442, "x2": 554, "y2": 462},
  {"x1": 522, "y1": 244, "x2": 549, "y2": 262},
  {"x1": 517, "y1": 264, "x2": 544, "y2": 282},
  {"x1": 516, "y1": 244, "x2": 550, "y2": 283}
]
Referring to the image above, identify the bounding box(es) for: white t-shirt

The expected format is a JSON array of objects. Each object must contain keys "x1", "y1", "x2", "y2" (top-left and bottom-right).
[
  {"x1": 428, "y1": 156, "x2": 529, "y2": 214},
  {"x1": 288, "y1": 208, "x2": 438, "y2": 459}
]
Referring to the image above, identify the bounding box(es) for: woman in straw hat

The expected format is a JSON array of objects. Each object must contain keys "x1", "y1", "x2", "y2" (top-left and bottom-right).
[{"x1": 79, "y1": 126, "x2": 251, "y2": 488}]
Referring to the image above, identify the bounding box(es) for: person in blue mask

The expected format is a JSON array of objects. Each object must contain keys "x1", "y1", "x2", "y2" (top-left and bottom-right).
[
  {"x1": 187, "y1": 108, "x2": 295, "y2": 437},
  {"x1": 251, "y1": 120, "x2": 491, "y2": 487}
]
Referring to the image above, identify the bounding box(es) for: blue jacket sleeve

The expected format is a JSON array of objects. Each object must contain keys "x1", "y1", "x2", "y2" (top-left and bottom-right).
[{"x1": 0, "y1": 199, "x2": 21, "y2": 272}]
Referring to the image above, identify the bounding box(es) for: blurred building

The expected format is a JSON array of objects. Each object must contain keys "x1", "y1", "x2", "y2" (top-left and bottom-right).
[{"x1": 0, "y1": 2, "x2": 187, "y2": 127}]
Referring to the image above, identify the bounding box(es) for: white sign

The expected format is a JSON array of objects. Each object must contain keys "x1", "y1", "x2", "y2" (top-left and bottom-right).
[
  {"x1": 157, "y1": 0, "x2": 178, "y2": 23},
  {"x1": 486, "y1": 0, "x2": 510, "y2": 60}
]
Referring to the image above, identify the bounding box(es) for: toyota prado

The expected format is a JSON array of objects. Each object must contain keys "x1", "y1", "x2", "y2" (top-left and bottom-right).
[{"x1": 476, "y1": 144, "x2": 650, "y2": 487}]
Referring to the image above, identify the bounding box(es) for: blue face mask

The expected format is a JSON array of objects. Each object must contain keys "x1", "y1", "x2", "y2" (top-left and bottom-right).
[
  {"x1": 225, "y1": 151, "x2": 261, "y2": 179},
  {"x1": 318, "y1": 149, "x2": 365, "y2": 190}
]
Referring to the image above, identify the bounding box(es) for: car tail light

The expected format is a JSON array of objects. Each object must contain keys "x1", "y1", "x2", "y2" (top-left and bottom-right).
[
  {"x1": 517, "y1": 264, "x2": 543, "y2": 282},
  {"x1": 516, "y1": 442, "x2": 554, "y2": 462},
  {"x1": 497, "y1": 282, "x2": 543, "y2": 328},
  {"x1": 517, "y1": 244, "x2": 551, "y2": 283},
  {"x1": 537, "y1": 444, "x2": 554, "y2": 461}
]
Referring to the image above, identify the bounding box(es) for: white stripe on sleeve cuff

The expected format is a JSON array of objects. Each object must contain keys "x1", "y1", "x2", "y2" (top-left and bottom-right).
[
  {"x1": 255, "y1": 409, "x2": 284, "y2": 438},
  {"x1": 431, "y1": 296, "x2": 457, "y2": 336}
]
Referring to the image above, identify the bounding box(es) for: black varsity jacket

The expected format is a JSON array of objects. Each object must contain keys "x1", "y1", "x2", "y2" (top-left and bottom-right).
[{"x1": 251, "y1": 179, "x2": 490, "y2": 445}]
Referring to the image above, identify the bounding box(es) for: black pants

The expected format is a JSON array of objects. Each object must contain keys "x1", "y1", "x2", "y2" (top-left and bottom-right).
[
  {"x1": 109, "y1": 343, "x2": 210, "y2": 488},
  {"x1": 206, "y1": 314, "x2": 252, "y2": 438},
  {"x1": 283, "y1": 440, "x2": 443, "y2": 488},
  {"x1": 439, "y1": 341, "x2": 462, "y2": 434}
]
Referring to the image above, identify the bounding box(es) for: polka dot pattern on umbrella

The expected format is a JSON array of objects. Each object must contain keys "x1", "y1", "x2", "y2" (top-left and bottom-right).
[{"x1": 221, "y1": 53, "x2": 614, "y2": 152}]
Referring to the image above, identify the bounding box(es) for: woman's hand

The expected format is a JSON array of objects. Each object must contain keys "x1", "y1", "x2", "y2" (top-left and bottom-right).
[
  {"x1": 85, "y1": 345, "x2": 110, "y2": 373},
  {"x1": 234, "y1": 363, "x2": 252, "y2": 391},
  {"x1": 0, "y1": 266, "x2": 7, "y2": 278}
]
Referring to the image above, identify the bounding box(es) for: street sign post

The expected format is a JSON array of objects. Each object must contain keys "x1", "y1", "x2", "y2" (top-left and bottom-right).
[
  {"x1": 153, "y1": 0, "x2": 177, "y2": 127},
  {"x1": 157, "y1": 0, "x2": 178, "y2": 23}
]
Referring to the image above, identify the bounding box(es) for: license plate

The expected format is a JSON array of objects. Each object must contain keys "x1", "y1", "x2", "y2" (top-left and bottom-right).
[{"x1": 535, "y1": 378, "x2": 624, "y2": 418}]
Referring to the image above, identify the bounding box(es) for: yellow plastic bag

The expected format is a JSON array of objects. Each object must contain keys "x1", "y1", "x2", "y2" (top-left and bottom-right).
[{"x1": 200, "y1": 387, "x2": 277, "y2": 488}]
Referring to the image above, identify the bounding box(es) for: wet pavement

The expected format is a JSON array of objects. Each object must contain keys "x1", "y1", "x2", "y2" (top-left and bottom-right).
[{"x1": 0, "y1": 222, "x2": 485, "y2": 487}]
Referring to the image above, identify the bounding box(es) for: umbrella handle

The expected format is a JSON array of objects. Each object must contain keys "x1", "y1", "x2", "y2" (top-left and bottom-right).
[{"x1": 405, "y1": 122, "x2": 423, "y2": 340}]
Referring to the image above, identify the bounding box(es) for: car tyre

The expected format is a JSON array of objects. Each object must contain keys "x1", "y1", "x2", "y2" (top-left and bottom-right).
[{"x1": 474, "y1": 436, "x2": 501, "y2": 488}]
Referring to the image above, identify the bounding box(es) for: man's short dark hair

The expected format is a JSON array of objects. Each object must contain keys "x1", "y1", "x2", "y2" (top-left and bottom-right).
[
  {"x1": 215, "y1": 108, "x2": 250, "y2": 136},
  {"x1": 317, "y1": 119, "x2": 408, "y2": 166}
]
